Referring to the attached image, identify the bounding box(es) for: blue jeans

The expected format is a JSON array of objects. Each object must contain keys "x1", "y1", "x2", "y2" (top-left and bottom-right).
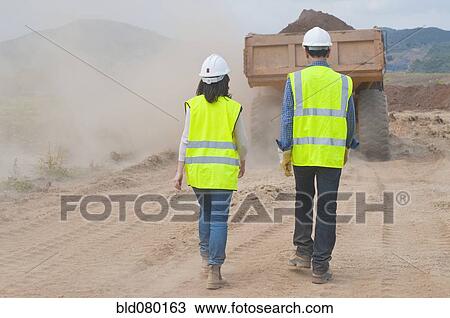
[
  {"x1": 193, "y1": 188, "x2": 233, "y2": 266},
  {"x1": 293, "y1": 166, "x2": 342, "y2": 274}
]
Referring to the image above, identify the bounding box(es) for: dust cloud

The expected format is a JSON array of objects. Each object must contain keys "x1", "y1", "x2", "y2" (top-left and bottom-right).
[{"x1": 0, "y1": 3, "x2": 256, "y2": 180}]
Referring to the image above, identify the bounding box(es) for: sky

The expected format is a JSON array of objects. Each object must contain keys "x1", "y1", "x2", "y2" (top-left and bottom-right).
[{"x1": 1, "y1": 0, "x2": 450, "y2": 41}]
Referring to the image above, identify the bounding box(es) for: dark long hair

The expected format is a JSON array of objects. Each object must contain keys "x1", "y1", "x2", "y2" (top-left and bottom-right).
[{"x1": 196, "y1": 75, "x2": 231, "y2": 103}]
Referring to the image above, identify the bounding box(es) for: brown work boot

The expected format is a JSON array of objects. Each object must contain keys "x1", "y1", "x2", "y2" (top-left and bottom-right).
[
  {"x1": 207, "y1": 265, "x2": 226, "y2": 290},
  {"x1": 312, "y1": 268, "x2": 333, "y2": 284},
  {"x1": 288, "y1": 253, "x2": 312, "y2": 268}
]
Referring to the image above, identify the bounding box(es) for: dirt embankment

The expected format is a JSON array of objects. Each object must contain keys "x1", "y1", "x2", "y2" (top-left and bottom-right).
[
  {"x1": 389, "y1": 111, "x2": 450, "y2": 160},
  {"x1": 386, "y1": 84, "x2": 450, "y2": 111},
  {"x1": 280, "y1": 9, "x2": 354, "y2": 33}
]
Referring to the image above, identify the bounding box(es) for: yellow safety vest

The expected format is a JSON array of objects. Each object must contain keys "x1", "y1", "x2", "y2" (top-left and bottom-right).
[
  {"x1": 289, "y1": 66, "x2": 353, "y2": 168},
  {"x1": 185, "y1": 95, "x2": 242, "y2": 190}
]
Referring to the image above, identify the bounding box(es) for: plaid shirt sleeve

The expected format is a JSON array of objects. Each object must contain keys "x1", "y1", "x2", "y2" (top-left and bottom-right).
[
  {"x1": 276, "y1": 78, "x2": 294, "y2": 151},
  {"x1": 346, "y1": 96, "x2": 360, "y2": 149}
]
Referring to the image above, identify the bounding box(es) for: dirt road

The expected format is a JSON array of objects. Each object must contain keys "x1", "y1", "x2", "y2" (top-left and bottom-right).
[{"x1": 1, "y1": 111, "x2": 450, "y2": 297}]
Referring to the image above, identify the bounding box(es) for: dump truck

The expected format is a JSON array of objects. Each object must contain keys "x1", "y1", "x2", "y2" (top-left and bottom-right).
[{"x1": 244, "y1": 28, "x2": 390, "y2": 161}]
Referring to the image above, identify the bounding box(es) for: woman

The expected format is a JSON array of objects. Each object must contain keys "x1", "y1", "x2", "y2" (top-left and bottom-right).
[{"x1": 173, "y1": 54, "x2": 248, "y2": 290}]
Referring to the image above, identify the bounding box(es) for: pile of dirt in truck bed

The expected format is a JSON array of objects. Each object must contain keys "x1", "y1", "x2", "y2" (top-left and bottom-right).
[
  {"x1": 386, "y1": 84, "x2": 450, "y2": 111},
  {"x1": 280, "y1": 9, "x2": 354, "y2": 33}
]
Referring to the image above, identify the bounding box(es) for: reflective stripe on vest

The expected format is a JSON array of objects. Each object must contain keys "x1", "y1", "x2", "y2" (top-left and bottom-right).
[
  {"x1": 185, "y1": 156, "x2": 240, "y2": 166},
  {"x1": 289, "y1": 66, "x2": 353, "y2": 168},
  {"x1": 185, "y1": 95, "x2": 242, "y2": 190},
  {"x1": 187, "y1": 141, "x2": 237, "y2": 150},
  {"x1": 293, "y1": 137, "x2": 347, "y2": 147}
]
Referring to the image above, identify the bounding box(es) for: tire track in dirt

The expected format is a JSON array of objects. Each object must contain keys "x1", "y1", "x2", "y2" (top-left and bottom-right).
[
  {"x1": 359, "y1": 158, "x2": 450, "y2": 296},
  {"x1": 1, "y1": 165, "x2": 195, "y2": 296},
  {"x1": 0, "y1": 180, "x2": 174, "y2": 295},
  {"x1": 0, "y1": 216, "x2": 147, "y2": 296},
  {"x1": 0, "y1": 169, "x2": 179, "y2": 289},
  {"x1": 1, "y1": 208, "x2": 200, "y2": 296},
  {"x1": 0, "y1": 204, "x2": 61, "y2": 239},
  {"x1": 0, "y1": 199, "x2": 140, "y2": 275},
  {"x1": 0, "y1": 166, "x2": 174, "y2": 242},
  {"x1": 356, "y1": 160, "x2": 407, "y2": 297},
  {"x1": 322, "y1": 160, "x2": 389, "y2": 296}
]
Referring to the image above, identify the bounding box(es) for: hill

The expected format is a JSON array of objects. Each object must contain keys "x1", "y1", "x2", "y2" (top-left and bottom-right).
[
  {"x1": 0, "y1": 19, "x2": 171, "y2": 96},
  {"x1": 383, "y1": 27, "x2": 450, "y2": 72}
]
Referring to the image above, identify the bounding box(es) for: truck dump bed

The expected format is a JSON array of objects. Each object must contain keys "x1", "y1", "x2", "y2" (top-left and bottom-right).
[{"x1": 244, "y1": 29, "x2": 385, "y2": 89}]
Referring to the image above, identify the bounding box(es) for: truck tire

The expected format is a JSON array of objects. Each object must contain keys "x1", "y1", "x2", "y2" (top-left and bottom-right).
[
  {"x1": 357, "y1": 88, "x2": 391, "y2": 161},
  {"x1": 250, "y1": 89, "x2": 282, "y2": 163}
]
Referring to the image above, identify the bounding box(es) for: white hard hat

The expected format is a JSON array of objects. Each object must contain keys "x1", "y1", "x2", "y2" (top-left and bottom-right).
[
  {"x1": 199, "y1": 54, "x2": 231, "y2": 84},
  {"x1": 302, "y1": 27, "x2": 333, "y2": 49}
]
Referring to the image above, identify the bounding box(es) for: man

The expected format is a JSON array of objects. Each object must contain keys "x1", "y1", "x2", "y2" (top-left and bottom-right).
[{"x1": 277, "y1": 27, "x2": 359, "y2": 284}]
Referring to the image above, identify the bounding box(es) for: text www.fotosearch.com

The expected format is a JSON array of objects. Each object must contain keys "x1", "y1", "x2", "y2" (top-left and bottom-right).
[
  {"x1": 116, "y1": 301, "x2": 334, "y2": 315},
  {"x1": 194, "y1": 302, "x2": 334, "y2": 315}
]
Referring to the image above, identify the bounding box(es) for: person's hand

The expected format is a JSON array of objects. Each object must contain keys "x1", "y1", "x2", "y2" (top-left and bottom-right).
[
  {"x1": 279, "y1": 150, "x2": 293, "y2": 177},
  {"x1": 238, "y1": 160, "x2": 246, "y2": 178},
  {"x1": 173, "y1": 161, "x2": 185, "y2": 190},
  {"x1": 173, "y1": 172, "x2": 183, "y2": 190}
]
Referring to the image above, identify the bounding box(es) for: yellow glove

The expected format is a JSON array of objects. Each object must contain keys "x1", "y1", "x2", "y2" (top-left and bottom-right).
[{"x1": 279, "y1": 150, "x2": 293, "y2": 177}]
